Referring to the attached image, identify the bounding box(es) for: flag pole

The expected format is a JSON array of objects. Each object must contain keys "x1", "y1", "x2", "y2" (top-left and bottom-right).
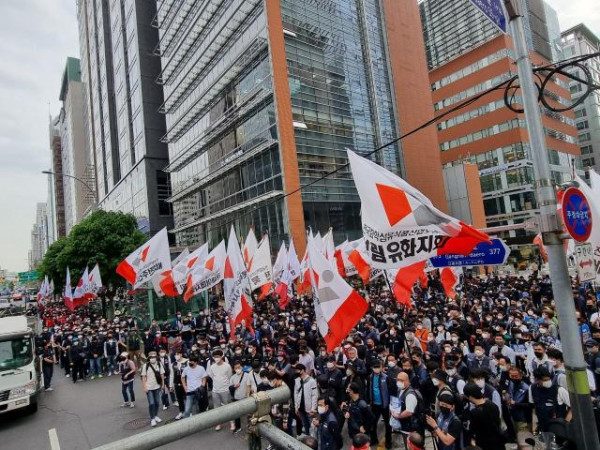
[{"x1": 383, "y1": 271, "x2": 413, "y2": 360}]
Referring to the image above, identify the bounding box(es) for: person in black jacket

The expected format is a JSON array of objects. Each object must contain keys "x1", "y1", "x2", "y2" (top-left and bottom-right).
[
  {"x1": 366, "y1": 360, "x2": 392, "y2": 449},
  {"x1": 344, "y1": 382, "x2": 375, "y2": 439},
  {"x1": 314, "y1": 396, "x2": 343, "y2": 450},
  {"x1": 70, "y1": 338, "x2": 87, "y2": 383}
]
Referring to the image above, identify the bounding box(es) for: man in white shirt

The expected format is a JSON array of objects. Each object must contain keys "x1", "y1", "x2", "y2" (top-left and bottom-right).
[
  {"x1": 141, "y1": 351, "x2": 165, "y2": 427},
  {"x1": 182, "y1": 355, "x2": 208, "y2": 418},
  {"x1": 207, "y1": 349, "x2": 234, "y2": 431}
]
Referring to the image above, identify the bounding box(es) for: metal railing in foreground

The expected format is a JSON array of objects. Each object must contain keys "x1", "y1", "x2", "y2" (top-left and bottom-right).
[{"x1": 91, "y1": 386, "x2": 310, "y2": 450}]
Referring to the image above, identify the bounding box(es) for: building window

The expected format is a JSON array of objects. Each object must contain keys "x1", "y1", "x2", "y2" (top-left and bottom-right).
[
  {"x1": 574, "y1": 108, "x2": 587, "y2": 118},
  {"x1": 583, "y1": 157, "x2": 596, "y2": 167},
  {"x1": 581, "y1": 145, "x2": 594, "y2": 155},
  {"x1": 576, "y1": 120, "x2": 589, "y2": 131},
  {"x1": 156, "y1": 171, "x2": 173, "y2": 217}
]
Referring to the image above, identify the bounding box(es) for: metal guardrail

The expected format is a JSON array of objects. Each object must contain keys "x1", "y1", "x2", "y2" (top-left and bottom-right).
[{"x1": 90, "y1": 386, "x2": 309, "y2": 450}]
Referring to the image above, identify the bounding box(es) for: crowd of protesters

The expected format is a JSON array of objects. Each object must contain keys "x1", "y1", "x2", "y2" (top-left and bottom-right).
[{"x1": 34, "y1": 269, "x2": 600, "y2": 449}]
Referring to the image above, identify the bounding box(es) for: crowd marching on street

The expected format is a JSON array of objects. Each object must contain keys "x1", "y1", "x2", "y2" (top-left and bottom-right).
[
  {"x1": 31, "y1": 152, "x2": 600, "y2": 450},
  {"x1": 35, "y1": 269, "x2": 600, "y2": 450}
]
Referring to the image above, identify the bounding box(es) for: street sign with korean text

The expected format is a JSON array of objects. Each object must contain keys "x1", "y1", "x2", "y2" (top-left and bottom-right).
[
  {"x1": 17, "y1": 270, "x2": 38, "y2": 283},
  {"x1": 429, "y1": 238, "x2": 510, "y2": 267},
  {"x1": 469, "y1": 0, "x2": 507, "y2": 33},
  {"x1": 575, "y1": 243, "x2": 595, "y2": 282},
  {"x1": 561, "y1": 187, "x2": 593, "y2": 242}
]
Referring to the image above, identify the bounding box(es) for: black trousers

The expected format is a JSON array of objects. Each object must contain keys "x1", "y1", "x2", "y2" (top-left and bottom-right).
[
  {"x1": 42, "y1": 363, "x2": 53, "y2": 389},
  {"x1": 370, "y1": 403, "x2": 392, "y2": 449},
  {"x1": 174, "y1": 384, "x2": 186, "y2": 413},
  {"x1": 71, "y1": 360, "x2": 86, "y2": 382}
]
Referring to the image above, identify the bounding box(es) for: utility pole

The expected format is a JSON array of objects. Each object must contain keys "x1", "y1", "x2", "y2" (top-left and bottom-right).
[{"x1": 504, "y1": 0, "x2": 600, "y2": 447}]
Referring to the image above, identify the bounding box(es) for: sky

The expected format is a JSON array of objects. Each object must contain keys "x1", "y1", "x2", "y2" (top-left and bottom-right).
[{"x1": 0, "y1": 1, "x2": 598, "y2": 274}]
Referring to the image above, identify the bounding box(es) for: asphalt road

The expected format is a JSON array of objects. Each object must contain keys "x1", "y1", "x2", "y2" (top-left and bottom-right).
[{"x1": 0, "y1": 367, "x2": 251, "y2": 450}]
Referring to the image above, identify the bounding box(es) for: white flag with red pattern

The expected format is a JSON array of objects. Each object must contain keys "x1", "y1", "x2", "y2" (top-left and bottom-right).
[
  {"x1": 224, "y1": 227, "x2": 253, "y2": 338},
  {"x1": 242, "y1": 228, "x2": 258, "y2": 269},
  {"x1": 116, "y1": 228, "x2": 171, "y2": 288},
  {"x1": 88, "y1": 264, "x2": 103, "y2": 297},
  {"x1": 184, "y1": 241, "x2": 226, "y2": 302},
  {"x1": 307, "y1": 235, "x2": 368, "y2": 352},
  {"x1": 248, "y1": 234, "x2": 273, "y2": 299},
  {"x1": 152, "y1": 249, "x2": 189, "y2": 297},
  {"x1": 64, "y1": 268, "x2": 74, "y2": 311},
  {"x1": 348, "y1": 150, "x2": 489, "y2": 269},
  {"x1": 272, "y1": 242, "x2": 287, "y2": 285}
]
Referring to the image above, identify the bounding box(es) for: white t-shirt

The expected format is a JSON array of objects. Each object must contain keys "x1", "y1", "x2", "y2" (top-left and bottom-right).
[
  {"x1": 207, "y1": 361, "x2": 233, "y2": 393},
  {"x1": 141, "y1": 362, "x2": 164, "y2": 391},
  {"x1": 182, "y1": 365, "x2": 207, "y2": 392}
]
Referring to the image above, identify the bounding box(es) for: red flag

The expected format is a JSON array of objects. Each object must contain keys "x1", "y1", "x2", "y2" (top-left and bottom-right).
[
  {"x1": 440, "y1": 267, "x2": 461, "y2": 299},
  {"x1": 387, "y1": 261, "x2": 426, "y2": 309},
  {"x1": 348, "y1": 248, "x2": 371, "y2": 284}
]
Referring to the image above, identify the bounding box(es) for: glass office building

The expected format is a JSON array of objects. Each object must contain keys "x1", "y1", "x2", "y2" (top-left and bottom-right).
[
  {"x1": 76, "y1": 0, "x2": 173, "y2": 236},
  {"x1": 419, "y1": 0, "x2": 580, "y2": 246},
  {"x1": 157, "y1": 0, "x2": 446, "y2": 253}
]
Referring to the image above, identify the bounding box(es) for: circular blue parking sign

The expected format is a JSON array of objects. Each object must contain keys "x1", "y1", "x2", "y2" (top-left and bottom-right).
[{"x1": 561, "y1": 187, "x2": 593, "y2": 242}]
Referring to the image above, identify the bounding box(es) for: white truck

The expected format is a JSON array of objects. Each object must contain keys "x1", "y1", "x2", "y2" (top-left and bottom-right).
[{"x1": 0, "y1": 316, "x2": 39, "y2": 414}]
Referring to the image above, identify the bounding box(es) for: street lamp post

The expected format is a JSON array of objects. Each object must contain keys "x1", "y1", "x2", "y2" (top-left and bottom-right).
[{"x1": 42, "y1": 170, "x2": 97, "y2": 212}]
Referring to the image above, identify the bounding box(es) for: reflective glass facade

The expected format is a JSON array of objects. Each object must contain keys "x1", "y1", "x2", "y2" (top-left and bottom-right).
[
  {"x1": 158, "y1": 0, "x2": 408, "y2": 249},
  {"x1": 77, "y1": 0, "x2": 173, "y2": 236}
]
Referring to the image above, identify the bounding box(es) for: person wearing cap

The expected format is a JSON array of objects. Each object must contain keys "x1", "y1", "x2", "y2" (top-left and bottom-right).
[
  {"x1": 119, "y1": 351, "x2": 136, "y2": 408},
  {"x1": 172, "y1": 350, "x2": 187, "y2": 420},
  {"x1": 425, "y1": 392, "x2": 462, "y2": 450},
  {"x1": 463, "y1": 382, "x2": 504, "y2": 450},
  {"x1": 294, "y1": 363, "x2": 318, "y2": 436},
  {"x1": 586, "y1": 339, "x2": 600, "y2": 390},
  {"x1": 141, "y1": 350, "x2": 165, "y2": 427},
  {"x1": 365, "y1": 360, "x2": 392, "y2": 449},
  {"x1": 431, "y1": 369, "x2": 456, "y2": 415},
  {"x1": 528, "y1": 366, "x2": 571, "y2": 433}
]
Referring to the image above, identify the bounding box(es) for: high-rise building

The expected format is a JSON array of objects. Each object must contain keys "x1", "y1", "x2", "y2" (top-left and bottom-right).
[
  {"x1": 30, "y1": 203, "x2": 49, "y2": 269},
  {"x1": 48, "y1": 115, "x2": 66, "y2": 241},
  {"x1": 156, "y1": 0, "x2": 446, "y2": 253},
  {"x1": 419, "y1": 0, "x2": 580, "y2": 246},
  {"x1": 76, "y1": 0, "x2": 173, "y2": 236},
  {"x1": 561, "y1": 24, "x2": 600, "y2": 172},
  {"x1": 58, "y1": 57, "x2": 95, "y2": 233}
]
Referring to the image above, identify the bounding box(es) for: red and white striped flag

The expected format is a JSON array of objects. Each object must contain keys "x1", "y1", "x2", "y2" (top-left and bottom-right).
[
  {"x1": 248, "y1": 234, "x2": 273, "y2": 300},
  {"x1": 152, "y1": 248, "x2": 189, "y2": 298},
  {"x1": 64, "y1": 268, "x2": 74, "y2": 312},
  {"x1": 88, "y1": 264, "x2": 103, "y2": 297},
  {"x1": 348, "y1": 150, "x2": 489, "y2": 269}
]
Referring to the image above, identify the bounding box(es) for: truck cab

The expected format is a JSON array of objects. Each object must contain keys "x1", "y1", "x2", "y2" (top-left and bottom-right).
[{"x1": 0, "y1": 316, "x2": 39, "y2": 414}]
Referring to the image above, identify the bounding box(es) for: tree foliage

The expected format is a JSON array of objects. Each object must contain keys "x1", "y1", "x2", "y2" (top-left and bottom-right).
[{"x1": 39, "y1": 210, "x2": 147, "y2": 293}]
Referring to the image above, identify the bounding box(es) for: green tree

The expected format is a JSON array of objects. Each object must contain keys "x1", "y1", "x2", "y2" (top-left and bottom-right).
[{"x1": 38, "y1": 210, "x2": 147, "y2": 293}]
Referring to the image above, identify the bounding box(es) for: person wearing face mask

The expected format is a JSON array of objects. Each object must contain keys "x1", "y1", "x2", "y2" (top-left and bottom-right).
[
  {"x1": 463, "y1": 382, "x2": 505, "y2": 450},
  {"x1": 445, "y1": 361, "x2": 465, "y2": 396},
  {"x1": 298, "y1": 345, "x2": 315, "y2": 377},
  {"x1": 246, "y1": 361, "x2": 264, "y2": 397},
  {"x1": 365, "y1": 360, "x2": 392, "y2": 449},
  {"x1": 469, "y1": 368, "x2": 503, "y2": 420},
  {"x1": 69, "y1": 336, "x2": 87, "y2": 383},
  {"x1": 384, "y1": 327, "x2": 404, "y2": 356},
  {"x1": 228, "y1": 361, "x2": 246, "y2": 432},
  {"x1": 526, "y1": 342, "x2": 554, "y2": 383},
  {"x1": 505, "y1": 367, "x2": 532, "y2": 435},
  {"x1": 141, "y1": 350, "x2": 165, "y2": 427},
  {"x1": 404, "y1": 328, "x2": 420, "y2": 352},
  {"x1": 431, "y1": 370, "x2": 458, "y2": 415},
  {"x1": 345, "y1": 347, "x2": 367, "y2": 379},
  {"x1": 313, "y1": 396, "x2": 343, "y2": 450},
  {"x1": 206, "y1": 349, "x2": 234, "y2": 431},
  {"x1": 488, "y1": 335, "x2": 516, "y2": 365},
  {"x1": 389, "y1": 372, "x2": 425, "y2": 440},
  {"x1": 344, "y1": 362, "x2": 365, "y2": 403},
  {"x1": 425, "y1": 393, "x2": 462, "y2": 450},
  {"x1": 172, "y1": 350, "x2": 188, "y2": 420},
  {"x1": 528, "y1": 367, "x2": 571, "y2": 433},
  {"x1": 158, "y1": 347, "x2": 176, "y2": 410},
  {"x1": 466, "y1": 344, "x2": 491, "y2": 372},
  {"x1": 385, "y1": 355, "x2": 401, "y2": 382},
  {"x1": 324, "y1": 356, "x2": 344, "y2": 405},
  {"x1": 104, "y1": 333, "x2": 119, "y2": 376},
  {"x1": 119, "y1": 351, "x2": 137, "y2": 408},
  {"x1": 182, "y1": 355, "x2": 208, "y2": 418},
  {"x1": 315, "y1": 345, "x2": 329, "y2": 376},
  {"x1": 294, "y1": 363, "x2": 319, "y2": 436}
]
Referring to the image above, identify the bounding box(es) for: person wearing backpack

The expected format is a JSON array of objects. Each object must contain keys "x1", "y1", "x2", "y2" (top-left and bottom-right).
[
  {"x1": 141, "y1": 350, "x2": 165, "y2": 427},
  {"x1": 432, "y1": 370, "x2": 463, "y2": 418},
  {"x1": 313, "y1": 395, "x2": 343, "y2": 450},
  {"x1": 425, "y1": 393, "x2": 462, "y2": 450},
  {"x1": 390, "y1": 371, "x2": 425, "y2": 439},
  {"x1": 464, "y1": 382, "x2": 505, "y2": 450},
  {"x1": 344, "y1": 382, "x2": 375, "y2": 439},
  {"x1": 528, "y1": 367, "x2": 571, "y2": 433}
]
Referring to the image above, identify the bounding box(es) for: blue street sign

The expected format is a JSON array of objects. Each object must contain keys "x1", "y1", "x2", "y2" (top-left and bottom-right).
[
  {"x1": 469, "y1": 0, "x2": 507, "y2": 33},
  {"x1": 430, "y1": 238, "x2": 510, "y2": 267},
  {"x1": 561, "y1": 187, "x2": 593, "y2": 242}
]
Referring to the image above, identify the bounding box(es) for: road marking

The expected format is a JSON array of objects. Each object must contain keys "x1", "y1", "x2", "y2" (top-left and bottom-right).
[{"x1": 49, "y1": 428, "x2": 61, "y2": 450}]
